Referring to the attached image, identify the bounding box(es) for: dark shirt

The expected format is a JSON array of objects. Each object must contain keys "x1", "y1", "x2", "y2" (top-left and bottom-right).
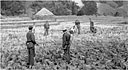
[
  {"x1": 75, "y1": 21, "x2": 80, "y2": 25},
  {"x1": 26, "y1": 31, "x2": 36, "y2": 44},
  {"x1": 63, "y1": 32, "x2": 71, "y2": 45},
  {"x1": 90, "y1": 21, "x2": 94, "y2": 27},
  {"x1": 44, "y1": 23, "x2": 50, "y2": 29}
]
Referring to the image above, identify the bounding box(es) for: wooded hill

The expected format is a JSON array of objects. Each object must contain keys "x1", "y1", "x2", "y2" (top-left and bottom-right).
[{"x1": 1, "y1": 0, "x2": 128, "y2": 16}]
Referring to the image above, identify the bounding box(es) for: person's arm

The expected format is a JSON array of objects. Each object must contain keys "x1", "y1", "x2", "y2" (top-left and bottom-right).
[
  {"x1": 78, "y1": 21, "x2": 80, "y2": 25},
  {"x1": 31, "y1": 33, "x2": 37, "y2": 44},
  {"x1": 63, "y1": 34, "x2": 67, "y2": 45},
  {"x1": 48, "y1": 23, "x2": 50, "y2": 29},
  {"x1": 69, "y1": 34, "x2": 71, "y2": 43},
  {"x1": 62, "y1": 34, "x2": 66, "y2": 49},
  {"x1": 69, "y1": 34, "x2": 71, "y2": 40},
  {"x1": 44, "y1": 24, "x2": 46, "y2": 29}
]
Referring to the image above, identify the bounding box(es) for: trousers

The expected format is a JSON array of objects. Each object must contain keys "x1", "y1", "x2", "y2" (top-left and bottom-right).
[
  {"x1": 44, "y1": 29, "x2": 49, "y2": 36},
  {"x1": 27, "y1": 47, "x2": 35, "y2": 66},
  {"x1": 63, "y1": 44, "x2": 70, "y2": 63}
]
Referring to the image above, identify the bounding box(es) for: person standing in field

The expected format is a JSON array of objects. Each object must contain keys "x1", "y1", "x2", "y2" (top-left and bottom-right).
[
  {"x1": 62, "y1": 28, "x2": 71, "y2": 64},
  {"x1": 69, "y1": 25, "x2": 76, "y2": 35},
  {"x1": 89, "y1": 18, "x2": 97, "y2": 34},
  {"x1": 75, "y1": 20, "x2": 81, "y2": 34},
  {"x1": 26, "y1": 26, "x2": 38, "y2": 68},
  {"x1": 44, "y1": 21, "x2": 50, "y2": 36},
  {"x1": 69, "y1": 26, "x2": 76, "y2": 49}
]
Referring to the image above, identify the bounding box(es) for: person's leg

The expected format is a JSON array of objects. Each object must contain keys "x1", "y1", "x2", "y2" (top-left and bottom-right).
[
  {"x1": 33, "y1": 47, "x2": 35, "y2": 57},
  {"x1": 90, "y1": 27, "x2": 93, "y2": 33},
  {"x1": 76, "y1": 26, "x2": 80, "y2": 34},
  {"x1": 92, "y1": 27, "x2": 95, "y2": 33},
  {"x1": 48, "y1": 29, "x2": 49, "y2": 35},
  {"x1": 63, "y1": 45, "x2": 67, "y2": 60},
  {"x1": 66, "y1": 45, "x2": 70, "y2": 64},
  {"x1": 44, "y1": 29, "x2": 46, "y2": 36},
  {"x1": 63, "y1": 49, "x2": 66, "y2": 60},
  {"x1": 29, "y1": 48, "x2": 34, "y2": 68},
  {"x1": 77, "y1": 25, "x2": 80, "y2": 34},
  {"x1": 46, "y1": 29, "x2": 48, "y2": 35},
  {"x1": 27, "y1": 48, "x2": 30, "y2": 68}
]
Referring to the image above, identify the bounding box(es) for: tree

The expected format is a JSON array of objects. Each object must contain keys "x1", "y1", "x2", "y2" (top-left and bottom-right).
[
  {"x1": 114, "y1": 1, "x2": 123, "y2": 7},
  {"x1": 30, "y1": 1, "x2": 79, "y2": 15},
  {"x1": 80, "y1": 1, "x2": 97, "y2": 15},
  {"x1": 1, "y1": 0, "x2": 79, "y2": 16},
  {"x1": 77, "y1": 10, "x2": 84, "y2": 16},
  {"x1": 1, "y1": 1, "x2": 25, "y2": 16}
]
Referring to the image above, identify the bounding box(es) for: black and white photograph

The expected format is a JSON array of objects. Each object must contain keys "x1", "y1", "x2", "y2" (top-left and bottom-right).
[{"x1": 0, "y1": 0, "x2": 128, "y2": 70}]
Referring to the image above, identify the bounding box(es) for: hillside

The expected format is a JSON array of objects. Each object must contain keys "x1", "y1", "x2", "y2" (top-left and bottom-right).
[{"x1": 96, "y1": 1, "x2": 128, "y2": 16}]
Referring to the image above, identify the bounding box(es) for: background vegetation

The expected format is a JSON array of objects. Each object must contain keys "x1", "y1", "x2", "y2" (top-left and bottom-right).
[{"x1": 0, "y1": 0, "x2": 126, "y2": 16}]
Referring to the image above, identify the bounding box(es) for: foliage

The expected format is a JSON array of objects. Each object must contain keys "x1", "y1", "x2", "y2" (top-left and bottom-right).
[
  {"x1": 111, "y1": 1, "x2": 124, "y2": 7},
  {"x1": 99, "y1": 1, "x2": 124, "y2": 8},
  {"x1": 1, "y1": 24, "x2": 128, "y2": 70},
  {"x1": 1, "y1": 1, "x2": 79, "y2": 16},
  {"x1": 1, "y1": 1, "x2": 25, "y2": 16},
  {"x1": 30, "y1": 1, "x2": 79, "y2": 15},
  {"x1": 1, "y1": 1, "x2": 127, "y2": 16},
  {"x1": 77, "y1": 10, "x2": 84, "y2": 16},
  {"x1": 80, "y1": 1, "x2": 97, "y2": 15}
]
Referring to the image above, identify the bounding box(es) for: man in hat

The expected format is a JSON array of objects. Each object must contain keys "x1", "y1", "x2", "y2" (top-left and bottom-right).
[
  {"x1": 26, "y1": 26, "x2": 38, "y2": 68},
  {"x1": 62, "y1": 28, "x2": 71, "y2": 64},
  {"x1": 44, "y1": 21, "x2": 50, "y2": 36},
  {"x1": 89, "y1": 18, "x2": 97, "y2": 34},
  {"x1": 75, "y1": 20, "x2": 81, "y2": 34}
]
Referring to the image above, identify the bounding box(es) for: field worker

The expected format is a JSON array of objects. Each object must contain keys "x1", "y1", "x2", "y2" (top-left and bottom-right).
[
  {"x1": 69, "y1": 26, "x2": 75, "y2": 35},
  {"x1": 69, "y1": 26, "x2": 76, "y2": 49},
  {"x1": 26, "y1": 26, "x2": 38, "y2": 68},
  {"x1": 44, "y1": 21, "x2": 50, "y2": 36},
  {"x1": 69, "y1": 25, "x2": 78, "y2": 35},
  {"x1": 75, "y1": 20, "x2": 81, "y2": 34},
  {"x1": 62, "y1": 28, "x2": 71, "y2": 64},
  {"x1": 89, "y1": 18, "x2": 97, "y2": 33}
]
